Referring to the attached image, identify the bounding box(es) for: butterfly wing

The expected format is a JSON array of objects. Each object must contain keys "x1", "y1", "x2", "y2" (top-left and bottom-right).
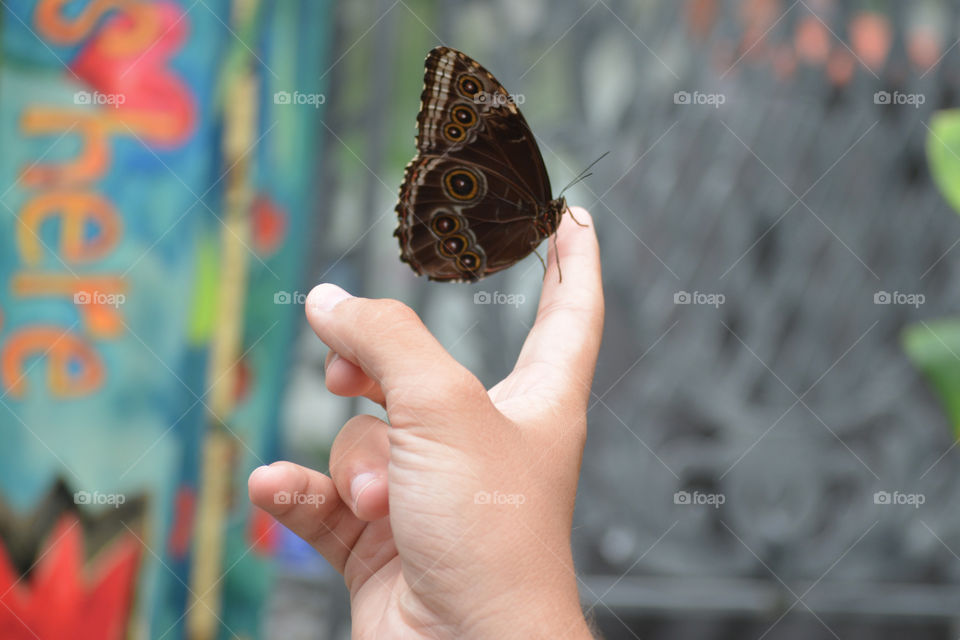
[
  {"x1": 395, "y1": 47, "x2": 557, "y2": 281},
  {"x1": 415, "y1": 47, "x2": 553, "y2": 202},
  {"x1": 396, "y1": 155, "x2": 546, "y2": 281}
]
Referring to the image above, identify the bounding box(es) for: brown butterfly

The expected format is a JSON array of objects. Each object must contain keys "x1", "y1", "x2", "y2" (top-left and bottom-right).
[{"x1": 394, "y1": 46, "x2": 593, "y2": 282}]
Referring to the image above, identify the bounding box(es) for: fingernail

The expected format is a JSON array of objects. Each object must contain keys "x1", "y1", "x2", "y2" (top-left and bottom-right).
[
  {"x1": 350, "y1": 472, "x2": 378, "y2": 512},
  {"x1": 249, "y1": 464, "x2": 273, "y2": 480},
  {"x1": 308, "y1": 283, "x2": 353, "y2": 312},
  {"x1": 326, "y1": 352, "x2": 341, "y2": 372}
]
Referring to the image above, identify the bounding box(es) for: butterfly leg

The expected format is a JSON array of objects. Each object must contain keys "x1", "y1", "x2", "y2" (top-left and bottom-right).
[
  {"x1": 551, "y1": 232, "x2": 563, "y2": 283},
  {"x1": 532, "y1": 245, "x2": 549, "y2": 280},
  {"x1": 565, "y1": 204, "x2": 589, "y2": 229}
]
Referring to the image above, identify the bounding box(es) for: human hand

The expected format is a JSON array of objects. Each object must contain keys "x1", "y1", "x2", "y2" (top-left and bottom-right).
[{"x1": 248, "y1": 207, "x2": 603, "y2": 639}]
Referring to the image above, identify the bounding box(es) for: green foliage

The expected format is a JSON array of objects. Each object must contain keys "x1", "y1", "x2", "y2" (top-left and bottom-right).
[
  {"x1": 905, "y1": 115, "x2": 960, "y2": 438},
  {"x1": 926, "y1": 109, "x2": 960, "y2": 217},
  {"x1": 903, "y1": 322, "x2": 960, "y2": 438}
]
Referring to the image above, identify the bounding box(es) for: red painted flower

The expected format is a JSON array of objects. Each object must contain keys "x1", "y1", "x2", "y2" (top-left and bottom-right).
[{"x1": 0, "y1": 516, "x2": 140, "y2": 640}]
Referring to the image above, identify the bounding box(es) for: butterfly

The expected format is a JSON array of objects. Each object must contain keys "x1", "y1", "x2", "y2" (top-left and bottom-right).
[{"x1": 394, "y1": 47, "x2": 595, "y2": 282}]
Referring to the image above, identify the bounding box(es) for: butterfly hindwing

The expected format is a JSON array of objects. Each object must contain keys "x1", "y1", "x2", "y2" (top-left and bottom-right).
[{"x1": 396, "y1": 155, "x2": 544, "y2": 281}]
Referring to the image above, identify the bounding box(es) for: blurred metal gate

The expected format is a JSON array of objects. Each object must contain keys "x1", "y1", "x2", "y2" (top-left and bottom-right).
[{"x1": 276, "y1": 1, "x2": 960, "y2": 638}]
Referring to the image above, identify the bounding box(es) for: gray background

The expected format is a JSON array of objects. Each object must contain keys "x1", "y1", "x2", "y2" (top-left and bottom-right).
[{"x1": 272, "y1": 1, "x2": 960, "y2": 638}]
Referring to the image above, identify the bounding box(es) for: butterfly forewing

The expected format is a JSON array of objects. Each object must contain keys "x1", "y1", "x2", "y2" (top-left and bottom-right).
[
  {"x1": 416, "y1": 48, "x2": 552, "y2": 202},
  {"x1": 395, "y1": 47, "x2": 562, "y2": 282}
]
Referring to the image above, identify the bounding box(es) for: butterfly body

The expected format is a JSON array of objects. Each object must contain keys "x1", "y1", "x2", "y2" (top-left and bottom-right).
[{"x1": 395, "y1": 47, "x2": 565, "y2": 282}]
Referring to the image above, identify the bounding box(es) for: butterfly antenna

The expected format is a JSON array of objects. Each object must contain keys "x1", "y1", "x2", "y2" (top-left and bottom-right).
[
  {"x1": 558, "y1": 151, "x2": 610, "y2": 197},
  {"x1": 563, "y1": 172, "x2": 593, "y2": 191}
]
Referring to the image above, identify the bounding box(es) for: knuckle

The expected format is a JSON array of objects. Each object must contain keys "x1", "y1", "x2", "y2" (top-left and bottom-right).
[
  {"x1": 378, "y1": 298, "x2": 419, "y2": 323},
  {"x1": 329, "y1": 415, "x2": 385, "y2": 477},
  {"x1": 441, "y1": 366, "x2": 485, "y2": 397},
  {"x1": 305, "y1": 507, "x2": 346, "y2": 548},
  {"x1": 389, "y1": 366, "x2": 486, "y2": 418},
  {"x1": 271, "y1": 466, "x2": 312, "y2": 518},
  {"x1": 329, "y1": 416, "x2": 367, "y2": 473},
  {"x1": 359, "y1": 298, "x2": 420, "y2": 335}
]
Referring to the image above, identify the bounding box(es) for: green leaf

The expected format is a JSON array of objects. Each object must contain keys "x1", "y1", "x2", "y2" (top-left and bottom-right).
[
  {"x1": 926, "y1": 110, "x2": 960, "y2": 216},
  {"x1": 903, "y1": 320, "x2": 960, "y2": 439}
]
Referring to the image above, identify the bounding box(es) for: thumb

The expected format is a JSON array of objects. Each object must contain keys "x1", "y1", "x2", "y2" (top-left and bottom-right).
[{"x1": 513, "y1": 206, "x2": 604, "y2": 406}]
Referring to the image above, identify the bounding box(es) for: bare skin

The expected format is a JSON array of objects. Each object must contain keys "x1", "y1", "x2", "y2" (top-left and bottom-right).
[{"x1": 248, "y1": 207, "x2": 603, "y2": 639}]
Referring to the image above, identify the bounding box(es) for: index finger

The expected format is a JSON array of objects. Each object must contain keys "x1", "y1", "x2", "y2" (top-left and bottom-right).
[
  {"x1": 512, "y1": 206, "x2": 604, "y2": 403},
  {"x1": 304, "y1": 285, "x2": 496, "y2": 428}
]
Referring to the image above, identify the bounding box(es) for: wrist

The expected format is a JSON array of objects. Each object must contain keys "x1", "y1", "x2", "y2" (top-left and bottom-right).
[
  {"x1": 463, "y1": 579, "x2": 592, "y2": 639},
  {"x1": 473, "y1": 602, "x2": 592, "y2": 639}
]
